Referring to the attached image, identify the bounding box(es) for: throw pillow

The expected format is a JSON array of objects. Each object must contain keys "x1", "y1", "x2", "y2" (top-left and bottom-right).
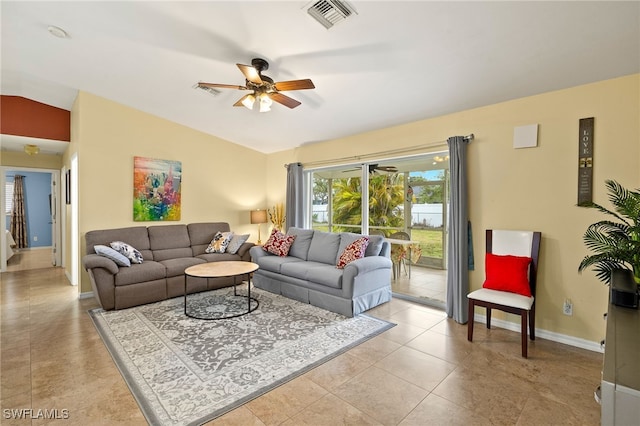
[
  {"x1": 205, "y1": 231, "x2": 234, "y2": 253},
  {"x1": 262, "y1": 228, "x2": 296, "y2": 257},
  {"x1": 226, "y1": 233, "x2": 250, "y2": 254},
  {"x1": 337, "y1": 236, "x2": 370, "y2": 269},
  {"x1": 94, "y1": 245, "x2": 131, "y2": 267},
  {"x1": 483, "y1": 253, "x2": 533, "y2": 296},
  {"x1": 110, "y1": 241, "x2": 144, "y2": 264}
]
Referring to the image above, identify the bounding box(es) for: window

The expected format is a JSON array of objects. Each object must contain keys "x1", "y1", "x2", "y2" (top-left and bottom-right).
[{"x1": 5, "y1": 181, "x2": 13, "y2": 214}]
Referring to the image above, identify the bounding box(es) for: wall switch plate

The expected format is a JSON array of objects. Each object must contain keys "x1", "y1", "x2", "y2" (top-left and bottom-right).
[{"x1": 563, "y1": 299, "x2": 573, "y2": 316}]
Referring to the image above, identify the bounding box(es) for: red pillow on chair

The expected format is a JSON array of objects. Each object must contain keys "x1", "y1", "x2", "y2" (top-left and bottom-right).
[{"x1": 483, "y1": 253, "x2": 533, "y2": 296}]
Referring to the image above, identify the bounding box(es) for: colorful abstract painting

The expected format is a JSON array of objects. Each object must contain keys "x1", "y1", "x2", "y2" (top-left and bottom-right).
[{"x1": 133, "y1": 157, "x2": 182, "y2": 221}]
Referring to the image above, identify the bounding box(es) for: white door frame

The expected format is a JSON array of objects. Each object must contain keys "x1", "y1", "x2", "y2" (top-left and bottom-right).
[{"x1": 0, "y1": 166, "x2": 62, "y2": 272}]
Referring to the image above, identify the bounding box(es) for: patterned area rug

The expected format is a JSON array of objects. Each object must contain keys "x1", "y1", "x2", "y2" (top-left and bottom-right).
[{"x1": 89, "y1": 285, "x2": 394, "y2": 426}]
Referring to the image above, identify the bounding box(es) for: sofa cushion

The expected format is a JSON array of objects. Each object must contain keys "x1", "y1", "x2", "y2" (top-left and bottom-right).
[
  {"x1": 196, "y1": 253, "x2": 243, "y2": 263},
  {"x1": 114, "y1": 261, "x2": 166, "y2": 286},
  {"x1": 85, "y1": 226, "x2": 152, "y2": 260},
  {"x1": 286, "y1": 227, "x2": 314, "y2": 260},
  {"x1": 187, "y1": 222, "x2": 232, "y2": 256},
  {"x1": 365, "y1": 235, "x2": 384, "y2": 257},
  {"x1": 337, "y1": 237, "x2": 369, "y2": 269},
  {"x1": 152, "y1": 247, "x2": 193, "y2": 262},
  {"x1": 308, "y1": 231, "x2": 341, "y2": 264},
  {"x1": 148, "y1": 225, "x2": 192, "y2": 261},
  {"x1": 160, "y1": 257, "x2": 205, "y2": 278},
  {"x1": 280, "y1": 262, "x2": 343, "y2": 289},
  {"x1": 148, "y1": 224, "x2": 190, "y2": 250},
  {"x1": 255, "y1": 255, "x2": 303, "y2": 274}
]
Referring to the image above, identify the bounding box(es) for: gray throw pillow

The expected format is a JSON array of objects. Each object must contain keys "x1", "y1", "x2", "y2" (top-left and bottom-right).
[
  {"x1": 94, "y1": 244, "x2": 131, "y2": 267},
  {"x1": 226, "y1": 233, "x2": 250, "y2": 254}
]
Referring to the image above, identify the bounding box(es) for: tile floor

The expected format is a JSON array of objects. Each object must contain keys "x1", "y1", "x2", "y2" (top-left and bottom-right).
[
  {"x1": 5, "y1": 248, "x2": 54, "y2": 272},
  {"x1": 391, "y1": 265, "x2": 447, "y2": 307},
  {"x1": 1, "y1": 267, "x2": 603, "y2": 425}
]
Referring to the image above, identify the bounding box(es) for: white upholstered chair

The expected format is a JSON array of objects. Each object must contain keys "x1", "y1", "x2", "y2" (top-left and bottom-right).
[{"x1": 467, "y1": 229, "x2": 541, "y2": 358}]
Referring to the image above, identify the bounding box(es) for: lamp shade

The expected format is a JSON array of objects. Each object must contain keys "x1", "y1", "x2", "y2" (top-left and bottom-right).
[{"x1": 250, "y1": 209, "x2": 268, "y2": 224}]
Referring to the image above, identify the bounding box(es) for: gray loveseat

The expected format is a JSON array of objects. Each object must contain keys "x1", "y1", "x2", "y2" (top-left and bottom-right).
[
  {"x1": 82, "y1": 222, "x2": 254, "y2": 310},
  {"x1": 249, "y1": 227, "x2": 392, "y2": 317}
]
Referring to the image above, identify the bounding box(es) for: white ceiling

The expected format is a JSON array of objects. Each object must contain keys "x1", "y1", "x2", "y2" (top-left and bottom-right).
[{"x1": 1, "y1": 1, "x2": 638, "y2": 155}]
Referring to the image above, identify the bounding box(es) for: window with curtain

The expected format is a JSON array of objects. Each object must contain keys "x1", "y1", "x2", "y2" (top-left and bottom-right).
[{"x1": 5, "y1": 181, "x2": 14, "y2": 214}]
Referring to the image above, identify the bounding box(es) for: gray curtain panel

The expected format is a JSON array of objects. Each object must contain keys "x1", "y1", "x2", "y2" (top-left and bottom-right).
[
  {"x1": 285, "y1": 163, "x2": 304, "y2": 230},
  {"x1": 446, "y1": 136, "x2": 470, "y2": 324}
]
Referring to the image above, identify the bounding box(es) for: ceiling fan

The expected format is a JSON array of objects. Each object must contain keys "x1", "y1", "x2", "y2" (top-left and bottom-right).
[
  {"x1": 343, "y1": 164, "x2": 399, "y2": 174},
  {"x1": 197, "y1": 58, "x2": 315, "y2": 112}
]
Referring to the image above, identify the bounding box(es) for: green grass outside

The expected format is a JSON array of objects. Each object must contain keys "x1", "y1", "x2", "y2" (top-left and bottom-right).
[{"x1": 411, "y1": 229, "x2": 444, "y2": 259}]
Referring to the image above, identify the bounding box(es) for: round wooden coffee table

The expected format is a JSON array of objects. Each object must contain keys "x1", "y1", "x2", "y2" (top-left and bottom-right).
[{"x1": 184, "y1": 261, "x2": 259, "y2": 320}]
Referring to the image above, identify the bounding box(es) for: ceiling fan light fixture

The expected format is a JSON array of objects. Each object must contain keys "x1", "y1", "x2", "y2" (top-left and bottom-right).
[
  {"x1": 259, "y1": 93, "x2": 272, "y2": 113},
  {"x1": 241, "y1": 94, "x2": 256, "y2": 110}
]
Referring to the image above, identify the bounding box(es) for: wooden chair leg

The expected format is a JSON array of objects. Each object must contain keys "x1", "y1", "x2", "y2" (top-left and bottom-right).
[
  {"x1": 486, "y1": 308, "x2": 492, "y2": 329},
  {"x1": 521, "y1": 311, "x2": 528, "y2": 358},
  {"x1": 529, "y1": 305, "x2": 536, "y2": 340},
  {"x1": 467, "y1": 299, "x2": 475, "y2": 342}
]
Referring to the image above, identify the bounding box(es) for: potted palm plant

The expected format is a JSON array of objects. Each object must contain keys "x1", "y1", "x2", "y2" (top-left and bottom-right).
[{"x1": 578, "y1": 180, "x2": 640, "y2": 286}]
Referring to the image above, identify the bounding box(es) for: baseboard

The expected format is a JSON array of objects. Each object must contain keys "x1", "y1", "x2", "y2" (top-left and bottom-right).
[
  {"x1": 474, "y1": 313, "x2": 604, "y2": 354},
  {"x1": 16, "y1": 246, "x2": 53, "y2": 251},
  {"x1": 79, "y1": 291, "x2": 94, "y2": 300}
]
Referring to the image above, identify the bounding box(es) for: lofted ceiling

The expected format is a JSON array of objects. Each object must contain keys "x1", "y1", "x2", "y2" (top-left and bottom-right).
[{"x1": 1, "y1": 1, "x2": 638, "y2": 155}]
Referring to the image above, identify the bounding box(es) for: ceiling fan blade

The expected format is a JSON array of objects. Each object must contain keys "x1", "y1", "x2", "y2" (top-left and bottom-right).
[
  {"x1": 233, "y1": 94, "x2": 254, "y2": 107},
  {"x1": 377, "y1": 166, "x2": 398, "y2": 172},
  {"x1": 274, "y1": 79, "x2": 315, "y2": 91},
  {"x1": 198, "y1": 82, "x2": 246, "y2": 90},
  {"x1": 269, "y1": 92, "x2": 301, "y2": 109},
  {"x1": 237, "y1": 64, "x2": 263, "y2": 84}
]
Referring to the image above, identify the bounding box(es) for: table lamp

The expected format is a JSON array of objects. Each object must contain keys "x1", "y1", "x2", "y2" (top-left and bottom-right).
[{"x1": 250, "y1": 209, "x2": 268, "y2": 244}]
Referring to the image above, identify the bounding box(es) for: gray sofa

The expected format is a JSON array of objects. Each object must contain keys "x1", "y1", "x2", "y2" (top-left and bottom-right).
[
  {"x1": 249, "y1": 227, "x2": 392, "y2": 317},
  {"x1": 82, "y1": 222, "x2": 254, "y2": 310}
]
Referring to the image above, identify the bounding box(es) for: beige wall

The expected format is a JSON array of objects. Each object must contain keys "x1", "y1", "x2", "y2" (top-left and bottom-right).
[
  {"x1": 71, "y1": 92, "x2": 268, "y2": 293},
  {"x1": 267, "y1": 74, "x2": 640, "y2": 343},
  {"x1": 1, "y1": 151, "x2": 62, "y2": 169}
]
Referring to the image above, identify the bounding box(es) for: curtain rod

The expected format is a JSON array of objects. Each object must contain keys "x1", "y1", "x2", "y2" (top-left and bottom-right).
[{"x1": 288, "y1": 133, "x2": 474, "y2": 169}]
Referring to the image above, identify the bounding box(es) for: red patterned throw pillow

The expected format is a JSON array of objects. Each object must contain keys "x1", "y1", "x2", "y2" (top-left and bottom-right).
[
  {"x1": 262, "y1": 228, "x2": 296, "y2": 257},
  {"x1": 337, "y1": 237, "x2": 369, "y2": 269},
  {"x1": 483, "y1": 253, "x2": 533, "y2": 296}
]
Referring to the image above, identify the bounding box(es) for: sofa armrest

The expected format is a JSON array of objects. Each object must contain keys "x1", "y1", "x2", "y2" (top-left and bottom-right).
[
  {"x1": 236, "y1": 242, "x2": 256, "y2": 258},
  {"x1": 344, "y1": 256, "x2": 392, "y2": 275},
  {"x1": 82, "y1": 254, "x2": 119, "y2": 274},
  {"x1": 249, "y1": 245, "x2": 270, "y2": 262}
]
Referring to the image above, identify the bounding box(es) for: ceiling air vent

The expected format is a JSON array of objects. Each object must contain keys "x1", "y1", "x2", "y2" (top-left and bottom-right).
[{"x1": 306, "y1": 0, "x2": 357, "y2": 29}]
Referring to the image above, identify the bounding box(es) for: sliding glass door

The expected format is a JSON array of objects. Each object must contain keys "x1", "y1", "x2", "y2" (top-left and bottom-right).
[{"x1": 308, "y1": 152, "x2": 449, "y2": 307}]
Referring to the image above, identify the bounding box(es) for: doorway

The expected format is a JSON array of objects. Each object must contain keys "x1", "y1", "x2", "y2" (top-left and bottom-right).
[{"x1": 1, "y1": 167, "x2": 61, "y2": 272}]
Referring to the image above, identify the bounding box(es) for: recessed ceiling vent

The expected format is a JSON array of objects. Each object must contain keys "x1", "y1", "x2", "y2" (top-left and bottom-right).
[{"x1": 306, "y1": 0, "x2": 357, "y2": 29}]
